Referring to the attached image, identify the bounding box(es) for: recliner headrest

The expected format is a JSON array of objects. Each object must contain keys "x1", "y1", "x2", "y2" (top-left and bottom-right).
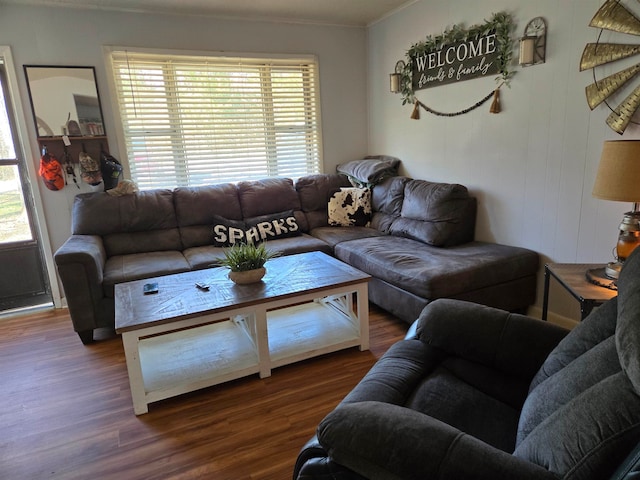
[{"x1": 616, "y1": 247, "x2": 640, "y2": 394}]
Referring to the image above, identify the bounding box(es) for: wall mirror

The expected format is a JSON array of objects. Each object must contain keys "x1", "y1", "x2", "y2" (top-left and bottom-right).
[{"x1": 24, "y1": 65, "x2": 106, "y2": 138}]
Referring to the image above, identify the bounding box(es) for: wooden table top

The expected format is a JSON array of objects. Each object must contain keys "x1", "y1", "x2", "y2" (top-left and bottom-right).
[
  {"x1": 546, "y1": 263, "x2": 618, "y2": 302},
  {"x1": 115, "y1": 251, "x2": 370, "y2": 333}
]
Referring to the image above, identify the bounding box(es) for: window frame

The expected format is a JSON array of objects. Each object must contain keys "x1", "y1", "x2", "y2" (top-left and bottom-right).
[{"x1": 104, "y1": 47, "x2": 324, "y2": 190}]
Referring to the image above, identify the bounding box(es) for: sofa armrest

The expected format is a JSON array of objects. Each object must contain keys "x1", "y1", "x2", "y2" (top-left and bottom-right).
[
  {"x1": 55, "y1": 235, "x2": 106, "y2": 271},
  {"x1": 293, "y1": 436, "x2": 327, "y2": 479},
  {"x1": 294, "y1": 435, "x2": 366, "y2": 480},
  {"x1": 54, "y1": 235, "x2": 106, "y2": 334},
  {"x1": 318, "y1": 402, "x2": 558, "y2": 480},
  {"x1": 416, "y1": 299, "x2": 570, "y2": 381}
]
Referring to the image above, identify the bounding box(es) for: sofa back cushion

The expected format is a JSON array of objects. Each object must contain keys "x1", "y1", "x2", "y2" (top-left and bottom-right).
[
  {"x1": 237, "y1": 178, "x2": 308, "y2": 232},
  {"x1": 515, "y1": 368, "x2": 640, "y2": 479},
  {"x1": 370, "y1": 176, "x2": 409, "y2": 232},
  {"x1": 174, "y1": 183, "x2": 242, "y2": 249},
  {"x1": 72, "y1": 189, "x2": 182, "y2": 256},
  {"x1": 616, "y1": 248, "x2": 640, "y2": 395},
  {"x1": 296, "y1": 174, "x2": 352, "y2": 230},
  {"x1": 388, "y1": 179, "x2": 476, "y2": 247}
]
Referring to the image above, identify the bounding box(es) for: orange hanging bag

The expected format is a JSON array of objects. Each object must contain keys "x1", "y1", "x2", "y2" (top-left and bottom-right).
[{"x1": 39, "y1": 146, "x2": 65, "y2": 191}]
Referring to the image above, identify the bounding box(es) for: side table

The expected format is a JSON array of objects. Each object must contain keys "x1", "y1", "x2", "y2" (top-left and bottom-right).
[{"x1": 542, "y1": 263, "x2": 618, "y2": 321}]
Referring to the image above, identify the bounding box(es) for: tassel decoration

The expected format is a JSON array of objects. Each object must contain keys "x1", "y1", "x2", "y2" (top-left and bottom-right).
[
  {"x1": 489, "y1": 88, "x2": 501, "y2": 114},
  {"x1": 410, "y1": 101, "x2": 420, "y2": 120}
]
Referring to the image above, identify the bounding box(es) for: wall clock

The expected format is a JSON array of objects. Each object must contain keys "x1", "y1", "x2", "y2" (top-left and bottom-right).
[{"x1": 581, "y1": 0, "x2": 640, "y2": 134}]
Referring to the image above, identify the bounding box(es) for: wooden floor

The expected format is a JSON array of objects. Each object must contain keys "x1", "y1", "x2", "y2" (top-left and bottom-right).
[{"x1": 0, "y1": 304, "x2": 408, "y2": 480}]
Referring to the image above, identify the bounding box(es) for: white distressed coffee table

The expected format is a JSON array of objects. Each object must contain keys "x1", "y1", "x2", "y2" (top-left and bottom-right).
[{"x1": 115, "y1": 251, "x2": 370, "y2": 415}]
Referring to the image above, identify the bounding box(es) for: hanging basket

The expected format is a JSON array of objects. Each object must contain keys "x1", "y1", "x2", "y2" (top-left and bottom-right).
[{"x1": 228, "y1": 267, "x2": 266, "y2": 285}]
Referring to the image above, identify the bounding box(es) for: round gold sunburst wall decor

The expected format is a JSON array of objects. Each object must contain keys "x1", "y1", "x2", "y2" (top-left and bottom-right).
[{"x1": 581, "y1": 0, "x2": 640, "y2": 134}]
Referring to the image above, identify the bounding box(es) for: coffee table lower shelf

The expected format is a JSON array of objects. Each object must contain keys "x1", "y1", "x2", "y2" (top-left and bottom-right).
[
  {"x1": 122, "y1": 294, "x2": 367, "y2": 415},
  {"x1": 267, "y1": 301, "x2": 361, "y2": 368},
  {"x1": 138, "y1": 320, "x2": 260, "y2": 404}
]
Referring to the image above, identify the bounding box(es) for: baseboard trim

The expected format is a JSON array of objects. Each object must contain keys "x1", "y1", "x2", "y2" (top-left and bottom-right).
[{"x1": 528, "y1": 305, "x2": 579, "y2": 330}]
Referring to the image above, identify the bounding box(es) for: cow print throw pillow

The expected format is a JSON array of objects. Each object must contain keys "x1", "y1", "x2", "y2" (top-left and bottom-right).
[{"x1": 328, "y1": 188, "x2": 372, "y2": 227}]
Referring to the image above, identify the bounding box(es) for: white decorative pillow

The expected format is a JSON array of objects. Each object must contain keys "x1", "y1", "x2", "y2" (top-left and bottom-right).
[
  {"x1": 211, "y1": 216, "x2": 247, "y2": 247},
  {"x1": 244, "y1": 210, "x2": 301, "y2": 243},
  {"x1": 328, "y1": 188, "x2": 372, "y2": 227},
  {"x1": 212, "y1": 211, "x2": 301, "y2": 246}
]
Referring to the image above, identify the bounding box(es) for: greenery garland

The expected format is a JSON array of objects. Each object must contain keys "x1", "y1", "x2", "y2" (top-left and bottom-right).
[{"x1": 398, "y1": 11, "x2": 515, "y2": 106}]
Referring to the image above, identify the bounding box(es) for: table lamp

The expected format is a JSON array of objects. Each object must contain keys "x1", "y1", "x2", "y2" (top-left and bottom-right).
[{"x1": 592, "y1": 140, "x2": 640, "y2": 278}]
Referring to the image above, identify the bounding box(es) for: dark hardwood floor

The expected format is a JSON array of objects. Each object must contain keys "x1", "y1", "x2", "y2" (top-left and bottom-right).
[{"x1": 0, "y1": 304, "x2": 408, "y2": 479}]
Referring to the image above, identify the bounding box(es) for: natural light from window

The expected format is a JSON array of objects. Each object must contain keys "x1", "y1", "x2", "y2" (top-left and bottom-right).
[
  {"x1": 0, "y1": 69, "x2": 31, "y2": 244},
  {"x1": 109, "y1": 50, "x2": 322, "y2": 190}
]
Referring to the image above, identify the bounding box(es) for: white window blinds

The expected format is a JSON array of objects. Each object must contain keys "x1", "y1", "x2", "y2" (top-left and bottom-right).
[{"x1": 110, "y1": 51, "x2": 322, "y2": 190}]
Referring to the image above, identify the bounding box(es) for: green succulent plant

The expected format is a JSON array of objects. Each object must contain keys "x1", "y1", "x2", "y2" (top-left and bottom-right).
[{"x1": 219, "y1": 242, "x2": 279, "y2": 272}]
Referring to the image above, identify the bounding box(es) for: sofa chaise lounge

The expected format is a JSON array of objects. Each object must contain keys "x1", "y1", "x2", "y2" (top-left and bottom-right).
[{"x1": 54, "y1": 173, "x2": 539, "y2": 344}]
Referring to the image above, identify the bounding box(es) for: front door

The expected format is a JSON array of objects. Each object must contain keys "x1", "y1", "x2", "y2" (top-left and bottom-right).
[{"x1": 0, "y1": 60, "x2": 51, "y2": 311}]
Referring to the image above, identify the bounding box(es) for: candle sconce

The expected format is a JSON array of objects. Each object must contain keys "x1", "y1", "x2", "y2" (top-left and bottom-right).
[
  {"x1": 519, "y1": 17, "x2": 547, "y2": 67},
  {"x1": 389, "y1": 60, "x2": 406, "y2": 93}
]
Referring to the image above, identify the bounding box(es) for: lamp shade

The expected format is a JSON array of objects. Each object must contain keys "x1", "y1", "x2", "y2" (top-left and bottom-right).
[{"x1": 592, "y1": 140, "x2": 640, "y2": 202}]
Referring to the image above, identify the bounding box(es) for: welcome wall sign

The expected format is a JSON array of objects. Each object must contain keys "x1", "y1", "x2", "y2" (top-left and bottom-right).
[
  {"x1": 398, "y1": 12, "x2": 514, "y2": 117},
  {"x1": 413, "y1": 30, "x2": 500, "y2": 89}
]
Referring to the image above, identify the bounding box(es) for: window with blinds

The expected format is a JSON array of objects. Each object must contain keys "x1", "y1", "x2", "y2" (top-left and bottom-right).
[{"x1": 109, "y1": 51, "x2": 322, "y2": 190}]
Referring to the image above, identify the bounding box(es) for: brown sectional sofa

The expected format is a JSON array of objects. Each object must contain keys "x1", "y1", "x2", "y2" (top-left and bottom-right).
[{"x1": 54, "y1": 173, "x2": 539, "y2": 344}]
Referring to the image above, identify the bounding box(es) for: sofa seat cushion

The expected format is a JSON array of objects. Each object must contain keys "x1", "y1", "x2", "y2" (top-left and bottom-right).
[
  {"x1": 310, "y1": 226, "x2": 384, "y2": 250},
  {"x1": 182, "y1": 246, "x2": 227, "y2": 270},
  {"x1": 334, "y1": 237, "x2": 538, "y2": 300},
  {"x1": 103, "y1": 251, "x2": 191, "y2": 297},
  {"x1": 183, "y1": 233, "x2": 332, "y2": 270},
  {"x1": 340, "y1": 340, "x2": 523, "y2": 453},
  {"x1": 406, "y1": 362, "x2": 522, "y2": 452},
  {"x1": 258, "y1": 234, "x2": 332, "y2": 257}
]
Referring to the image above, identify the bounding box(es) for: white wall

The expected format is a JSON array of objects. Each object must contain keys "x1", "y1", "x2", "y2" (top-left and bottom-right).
[
  {"x1": 0, "y1": 4, "x2": 369, "y2": 302},
  {"x1": 369, "y1": 0, "x2": 639, "y2": 320},
  {"x1": 3, "y1": 1, "x2": 629, "y2": 320}
]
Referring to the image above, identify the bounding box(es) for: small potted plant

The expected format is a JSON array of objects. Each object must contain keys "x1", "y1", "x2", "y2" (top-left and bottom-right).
[{"x1": 219, "y1": 242, "x2": 279, "y2": 284}]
